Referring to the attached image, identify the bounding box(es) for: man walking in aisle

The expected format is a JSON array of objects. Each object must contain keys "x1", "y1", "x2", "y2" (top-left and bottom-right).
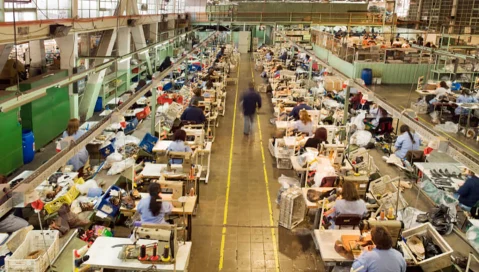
[{"x1": 241, "y1": 82, "x2": 262, "y2": 135}]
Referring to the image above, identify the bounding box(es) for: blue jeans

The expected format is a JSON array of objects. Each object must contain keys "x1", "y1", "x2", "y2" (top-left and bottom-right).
[
  {"x1": 453, "y1": 193, "x2": 472, "y2": 211},
  {"x1": 244, "y1": 114, "x2": 254, "y2": 135}
]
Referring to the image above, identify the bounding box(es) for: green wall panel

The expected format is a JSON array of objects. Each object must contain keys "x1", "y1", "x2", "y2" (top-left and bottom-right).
[
  {"x1": 353, "y1": 62, "x2": 429, "y2": 84},
  {"x1": 20, "y1": 70, "x2": 70, "y2": 150},
  {"x1": 0, "y1": 108, "x2": 23, "y2": 175}
]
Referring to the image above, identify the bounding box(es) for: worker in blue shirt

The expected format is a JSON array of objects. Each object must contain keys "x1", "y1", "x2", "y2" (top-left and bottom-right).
[
  {"x1": 137, "y1": 183, "x2": 173, "y2": 224},
  {"x1": 167, "y1": 129, "x2": 193, "y2": 164},
  {"x1": 180, "y1": 99, "x2": 206, "y2": 124},
  {"x1": 394, "y1": 125, "x2": 421, "y2": 159},
  {"x1": 455, "y1": 175, "x2": 479, "y2": 211},
  {"x1": 455, "y1": 89, "x2": 478, "y2": 116},
  {"x1": 352, "y1": 226, "x2": 406, "y2": 272},
  {"x1": 289, "y1": 97, "x2": 312, "y2": 120}
]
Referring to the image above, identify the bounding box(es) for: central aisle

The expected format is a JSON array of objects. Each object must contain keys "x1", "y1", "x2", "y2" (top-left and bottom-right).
[{"x1": 188, "y1": 54, "x2": 322, "y2": 272}]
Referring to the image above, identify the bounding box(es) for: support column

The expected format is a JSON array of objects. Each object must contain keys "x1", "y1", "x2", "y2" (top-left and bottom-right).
[
  {"x1": 117, "y1": 27, "x2": 131, "y2": 87},
  {"x1": 0, "y1": 44, "x2": 12, "y2": 74},
  {"x1": 28, "y1": 40, "x2": 46, "y2": 77},
  {"x1": 131, "y1": 26, "x2": 153, "y2": 75},
  {"x1": 79, "y1": 29, "x2": 118, "y2": 120},
  {"x1": 150, "y1": 23, "x2": 159, "y2": 43},
  {"x1": 55, "y1": 34, "x2": 78, "y2": 118}
]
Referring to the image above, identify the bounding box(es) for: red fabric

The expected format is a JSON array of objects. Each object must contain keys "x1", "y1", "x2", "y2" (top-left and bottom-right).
[
  {"x1": 424, "y1": 147, "x2": 434, "y2": 155},
  {"x1": 158, "y1": 94, "x2": 173, "y2": 105},
  {"x1": 31, "y1": 199, "x2": 44, "y2": 211}
]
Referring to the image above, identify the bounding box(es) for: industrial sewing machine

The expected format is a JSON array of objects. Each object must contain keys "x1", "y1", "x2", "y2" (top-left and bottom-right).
[
  {"x1": 117, "y1": 223, "x2": 179, "y2": 264},
  {"x1": 320, "y1": 143, "x2": 345, "y2": 165},
  {"x1": 359, "y1": 219, "x2": 404, "y2": 248},
  {"x1": 158, "y1": 179, "x2": 184, "y2": 208},
  {"x1": 165, "y1": 151, "x2": 194, "y2": 176}
]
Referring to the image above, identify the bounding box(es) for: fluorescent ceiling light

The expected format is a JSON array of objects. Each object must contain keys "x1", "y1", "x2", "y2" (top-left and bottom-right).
[{"x1": 0, "y1": 90, "x2": 47, "y2": 112}]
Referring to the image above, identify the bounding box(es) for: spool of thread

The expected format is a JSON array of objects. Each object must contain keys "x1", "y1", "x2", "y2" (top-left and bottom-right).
[
  {"x1": 74, "y1": 255, "x2": 90, "y2": 267},
  {"x1": 138, "y1": 245, "x2": 148, "y2": 261},
  {"x1": 161, "y1": 245, "x2": 171, "y2": 262},
  {"x1": 189, "y1": 188, "x2": 195, "y2": 196},
  {"x1": 74, "y1": 244, "x2": 90, "y2": 258},
  {"x1": 150, "y1": 243, "x2": 159, "y2": 261},
  {"x1": 379, "y1": 210, "x2": 385, "y2": 221},
  {"x1": 75, "y1": 264, "x2": 91, "y2": 272}
]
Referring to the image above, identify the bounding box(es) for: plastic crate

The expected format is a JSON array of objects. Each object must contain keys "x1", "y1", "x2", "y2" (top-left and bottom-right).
[
  {"x1": 95, "y1": 185, "x2": 122, "y2": 218},
  {"x1": 411, "y1": 102, "x2": 428, "y2": 114},
  {"x1": 277, "y1": 158, "x2": 293, "y2": 169},
  {"x1": 139, "y1": 133, "x2": 158, "y2": 153},
  {"x1": 402, "y1": 223, "x2": 453, "y2": 272},
  {"x1": 369, "y1": 176, "x2": 397, "y2": 199},
  {"x1": 44, "y1": 185, "x2": 79, "y2": 214},
  {"x1": 6, "y1": 230, "x2": 59, "y2": 272},
  {"x1": 279, "y1": 188, "x2": 305, "y2": 229},
  {"x1": 268, "y1": 139, "x2": 275, "y2": 157}
]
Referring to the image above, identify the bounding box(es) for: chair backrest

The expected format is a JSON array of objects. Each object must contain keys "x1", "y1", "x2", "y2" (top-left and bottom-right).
[
  {"x1": 376, "y1": 117, "x2": 394, "y2": 135},
  {"x1": 334, "y1": 214, "x2": 362, "y2": 229},
  {"x1": 320, "y1": 176, "x2": 337, "y2": 187}
]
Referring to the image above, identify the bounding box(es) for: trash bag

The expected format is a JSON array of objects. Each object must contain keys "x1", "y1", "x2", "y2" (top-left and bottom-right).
[
  {"x1": 350, "y1": 130, "x2": 372, "y2": 147},
  {"x1": 434, "y1": 121, "x2": 459, "y2": 134},
  {"x1": 351, "y1": 111, "x2": 367, "y2": 131},
  {"x1": 467, "y1": 226, "x2": 479, "y2": 252},
  {"x1": 420, "y1": 180, "x2": 458, "y2": 221}
]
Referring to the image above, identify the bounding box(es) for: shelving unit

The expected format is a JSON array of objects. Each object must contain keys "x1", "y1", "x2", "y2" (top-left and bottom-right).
[
  {"x1": 130, "y1": 60, "x2": 148, "y2": 85},
  {"x1": 101, "y1": 71, "x2": 128, "y2": 106},
  {"x1": 429, "y1": 55, "x2": 479, "y2": 85}
]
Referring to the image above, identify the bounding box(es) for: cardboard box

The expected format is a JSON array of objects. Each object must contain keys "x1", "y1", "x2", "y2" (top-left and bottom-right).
[{"x1": 323, "y1": 76, "x2": 343, "y2": 92}]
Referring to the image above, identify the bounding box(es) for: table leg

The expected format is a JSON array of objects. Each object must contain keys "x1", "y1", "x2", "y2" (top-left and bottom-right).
[
  {"x1": 313, "y1": 208, "x2": 321, "y2": 229},
  {"x1": 300, "y1": 171, "x2": 305, "y2": 187},
  {"x1": 187, "y1": 214, "x2": 192, "y2": 241},
  {"x1": 196, "y1": 177, "x2": 200, "y2": 205}
]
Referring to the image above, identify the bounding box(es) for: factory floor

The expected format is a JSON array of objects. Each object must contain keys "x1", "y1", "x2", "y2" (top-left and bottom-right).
[
  {"x1": 369, "y1": 84, "x2": 479, "y2": 159},
  {"x1": 7, "y1": 55, "x2": 479, "y2": 271}
]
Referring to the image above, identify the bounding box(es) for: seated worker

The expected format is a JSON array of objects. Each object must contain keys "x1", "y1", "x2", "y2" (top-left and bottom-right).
[
  {"x1": 62, "y1": 119, "x2": 89, "y2": 173},
  {"x1": 273, "y1": 65, "x2": 283, "y2": 78},
  {"x1": 189, "y1": 88, "x2": 205, "y2": 107},
  {"x1": 203, "y1": 80, "x2": 214, "y2": 91},
  {"x1": 167, "y1": 129, "x2": 193, "y2": 164},
  {"x1": 137, "y1": 183, "x2": 173, "y2": 224},
  {"x1": 158, "y1": 56, "x2": 172, "y2": 72},
  {"x1": 324, "y1": 181, "x2": 367, "y2": 228},
  {"x1": 455, "y1": 174, "x2": 479, "y2": 211},
  {"x1": 394, "y1": 125, "x2": 421, "y2": 160},
  {"x1": 429, "y1": 81, "x2": 452, "y2": 105},
  {"x1": 279, "y1": 51, "x2": 288, "y2": 61},
  {"x1": 350, "y1": 92, "x2": 363, "y2": 110},
  {"x1": 368, "y1": 106, "x2": 387, "y2": 129},
  {"x1": 289, "y1": 97, "x2": 312, "y2": 120},
  {"x1": 352, "y1": 226, "x2": 406, "y2": 272},
  {"x1": 180, "y1": 100, "x2": 206, "y2": 124},
  {"x1": 290, "y1": 110, "x2": 314, "y2": 136},
  {"x1": 455, "y1": 89, "x2": 478, "y2": 117},
  {"x1": 265, "y1": 50, "x2": 273, "y2": 62},
  {"x1": 303, "y1": 127, "x2": 328, "y2": 149}
]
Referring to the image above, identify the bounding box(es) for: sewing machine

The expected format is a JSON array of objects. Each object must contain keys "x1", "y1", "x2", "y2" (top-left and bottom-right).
[
  {"x1": 118, "y1": 223, "x2": 179, "y2": 264},
  {"x1": 182, "y1": 127, "x2": 205, "y2": 146},
  {"x1": 166, "y1": 152, "x2": 193, "y2": 175},
  {"x1": 359, "y1": 219, "x2": 404, "y2": 248},
  {"x1": 320, "y1": 143, "x2": 345, "y2": 165},
  {"x1": 158, "y1": 180, "x2": 184, "y2": 208}
]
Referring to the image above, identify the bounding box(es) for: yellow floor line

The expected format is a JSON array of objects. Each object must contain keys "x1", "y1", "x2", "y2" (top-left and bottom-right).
[
  {"x1": 218, "y1": 61, "x2": 240, "y2": 271},
  {"x1": 252, "y1": 62, "x2": 280, "y2": 272},
  {"x1": 399, "y1": 106, "x2": 479, "y2": 156}
]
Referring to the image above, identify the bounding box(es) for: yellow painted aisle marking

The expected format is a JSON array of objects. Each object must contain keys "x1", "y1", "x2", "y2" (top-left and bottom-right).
[
  {"x1": 218, "y1": 61, "x2": 240, "y2": 270},
  {"x1": 252, "y1": 61, "x2": 280, "y2": 272}
]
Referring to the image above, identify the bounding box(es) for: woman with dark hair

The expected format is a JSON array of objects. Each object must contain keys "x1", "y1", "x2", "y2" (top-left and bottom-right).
[
  {"x1": 167, "y1": 129, "x2": 193, "y2": 164},
  {"x1": 204, "y1": 80, "x2": 214, "y2": 90},
  {"x1": 189, "y1": 88, "x2": 204, "y2": 106},
  {"x1": 455, "y1": 89, "x2": 478, "y2": 117},
  {"x1": 158, "y1": 56, "x2": 172, "y2": 72},
  {"x1": 429, "y1": 81, "x2": 452, "y2": 105},
  {"x1": 352, "y1": 226, "x2": 406, "y2": 272},
  {"x1": 304, "y1": 127, "x2": 328, "y2": 149},
  {"x1": 137, "y1": 183, "x2": 173, "y2": 224},
  {"x1": 394, "y1": 125, "x2": 421, "y2": 159}
]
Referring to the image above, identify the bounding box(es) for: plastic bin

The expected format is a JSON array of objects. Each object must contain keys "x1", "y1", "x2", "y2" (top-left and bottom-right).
[
  {"x1": 139, "y1": 133, "x2": 158, "y2": 153},
  {"x1": 94, "y1": 97, "x2": 103, "y2": 112},
  {"x1": 95, "y1": 185, "x2": 122, "y2": 218},
  {"x1": 22, "y1": 130, "x2": 35, "y2": 164},
  {"x1": 44, "y1": 185, "x2": 80, "y2": 214},
  {"x1": 402, "y1": 223, "x2": 453, "y2": 271},
  {"x1": 361, "y1": 68, "x2": 373, "y2": 85},
  {"x1": 6, "y1": 230, "x2": 59, "y2": 272}
]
